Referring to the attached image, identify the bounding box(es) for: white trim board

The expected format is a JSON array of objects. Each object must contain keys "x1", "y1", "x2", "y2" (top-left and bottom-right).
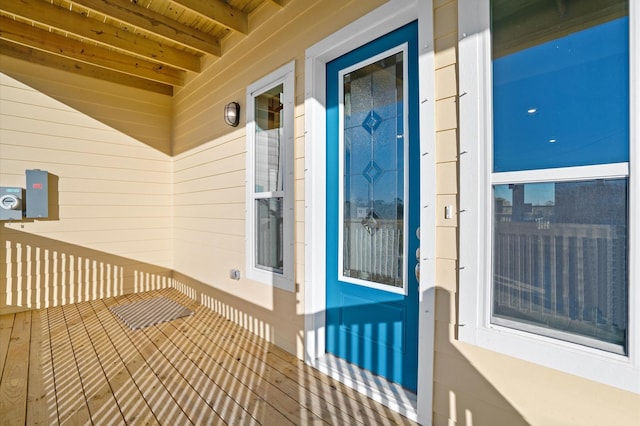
[{"x1": 303, "y1": 0, "x2": 436, "y2": 424}]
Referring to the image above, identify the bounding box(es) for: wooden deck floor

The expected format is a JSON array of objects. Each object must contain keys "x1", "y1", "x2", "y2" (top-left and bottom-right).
[{"x1": 0, "y1": 288, "x2": 416, "y2": 425}]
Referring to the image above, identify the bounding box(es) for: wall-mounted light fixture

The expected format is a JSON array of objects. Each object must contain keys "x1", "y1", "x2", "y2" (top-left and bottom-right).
[{"x1": 224, "y1": 102, "x2": 240, "y2": 127}]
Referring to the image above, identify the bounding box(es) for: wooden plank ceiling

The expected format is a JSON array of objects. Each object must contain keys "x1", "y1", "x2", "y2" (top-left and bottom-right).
[{"x1": 0, "y1": 0, "x2": 285, "y2": 95}]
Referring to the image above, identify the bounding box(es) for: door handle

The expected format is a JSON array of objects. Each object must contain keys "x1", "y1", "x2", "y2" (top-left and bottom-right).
[{"x1": 415, "y1": 227, "x2": 420, "y2": 281}]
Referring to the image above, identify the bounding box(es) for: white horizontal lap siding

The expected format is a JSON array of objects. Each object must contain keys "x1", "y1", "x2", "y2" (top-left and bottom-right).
[
  {"x1": 174, "y1": 186, "x2": 245, "y2": 206},
  {"x1": 172, "y1": 141, "x2": 246, "y2": 286},
  {"x1": 0, "y1": 144, "x2": 169, "y2": 176},
  {"x1": 0, "y1": 56, "x2": 172, "y2": 154},
  {"x1": 0, "y1": 128, "x2": 167, "y2": 161},
  {"x1": 173, "y1": 155, "x2": 245, "y2": 182},
  {"x1": 0, "y1": 72, "x2": 173, "y2": 311}
]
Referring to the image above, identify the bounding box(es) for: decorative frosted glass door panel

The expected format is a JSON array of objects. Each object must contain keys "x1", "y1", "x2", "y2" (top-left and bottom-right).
[{"x1": 340, "y1": 48, "x2": 407, "y2": 293}]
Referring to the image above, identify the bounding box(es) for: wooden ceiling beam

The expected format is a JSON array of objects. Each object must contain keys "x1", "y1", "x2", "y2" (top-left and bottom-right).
[
  {"x1": 68, "y1": 0, "x2": 221, "y2": 56},
  {"x1": 0, "y1": 0, "x2": 201, "y2": 72},
  {"x1": 0, "y1": 40, "x2": 173, "y2": 95},
  {"x1": 171, "y1": 0, "x2": 249, "y2": 34},
  {"x1": 0, "y1": 15, "x2": 185, "y2": 86}
]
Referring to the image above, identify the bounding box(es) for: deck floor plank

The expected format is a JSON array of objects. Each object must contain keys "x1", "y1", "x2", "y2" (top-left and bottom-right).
[
  {"x1": 62, "y1": 303, "x2": 127, "y2": 424},
  {"x1": 160, "y1": 290, "x2": 412, "y2": 426},
  {"x1": 173, "y1": 292, "x2": 412, "y2": 426},
  {"x1": 85, "y1": 299, "x2": 159, "y2": 425},
  {"x1": 168, "y1": 303, "x2": 330, "y2": 425},
  {"x1": 155, "y1": 294, "x2": 304, "y2": 422},
  {"x1": 47, "y1": 305, "x2": 92, "y2": 424},
  {"x1": 146, "y1": 304, "x2": 301, "y2": 425},
  {"x1": 26, "y1": 310, "x2": 55, "y2": 425},
  {"x1": 0, "y1": 312, "x2": 31, "y2": 425},
  {"x1": 143, "y1": 320, "x2": 259, "y2": 424},
  {"x1": 115, "y1": 308, "x2": 227, "y2": 426},
  {"x1": 0, "y1": 288, "x2": 418, "y2": 425},
  {"x1": 173, "y1": 316, "x2": 296, "y2": 425},
  {"x1": 97, "y1": 297, "x2": 194, "y2": 425},
  {"x1": 121, "y1": 292, "x2": 274, "y2": 425},
  {"x1": 0, "y1": 314, "x2": 15, "y2": 380}
]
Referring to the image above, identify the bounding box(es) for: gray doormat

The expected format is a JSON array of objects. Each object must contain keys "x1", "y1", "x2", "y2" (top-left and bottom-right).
[{"x1": 110, "y1": 296, "x2": 193, "y2": 330}]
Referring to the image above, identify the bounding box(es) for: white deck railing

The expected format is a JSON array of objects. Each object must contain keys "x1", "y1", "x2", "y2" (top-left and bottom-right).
[
  {"x1": 343, "y1": 219, "x2": 403, "y2": 284},
  {"x1": 493, "y1": 221, "x2": 627, "y2": 334}
]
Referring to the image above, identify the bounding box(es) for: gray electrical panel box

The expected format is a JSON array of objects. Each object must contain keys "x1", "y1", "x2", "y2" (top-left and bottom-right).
[
  {"x1": 26, "y1": 169, "x2": 49, "y2": 219},
  {"x1": 0, "y1": 187, "x2": 24, "y2": 220}
]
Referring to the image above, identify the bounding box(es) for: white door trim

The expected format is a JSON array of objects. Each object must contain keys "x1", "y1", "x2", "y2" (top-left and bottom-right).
[{"x1": 303, "y1": 0, "x2": 436, "y2": 423}]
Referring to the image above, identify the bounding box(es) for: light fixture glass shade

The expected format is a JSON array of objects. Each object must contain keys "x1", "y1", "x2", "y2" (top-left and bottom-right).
[{"x1": 224, "y1": 102, "x2": 240, "y2": 127}]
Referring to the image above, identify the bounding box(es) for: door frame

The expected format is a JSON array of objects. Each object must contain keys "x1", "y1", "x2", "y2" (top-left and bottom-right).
[{"x1": 304, "y1": 0, "x2": 435, "y2": 424}]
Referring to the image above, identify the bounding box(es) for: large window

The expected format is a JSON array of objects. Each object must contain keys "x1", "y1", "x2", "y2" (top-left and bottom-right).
[
  {"x1": 458, "y1": 0, "x2": 638, "y2": 391},
  {"x1": 246, "y1": 62, "x2": 295, "y2": 290},
  {"x1": 491, "y1": 0, "x2": 629, "y2": 354}
]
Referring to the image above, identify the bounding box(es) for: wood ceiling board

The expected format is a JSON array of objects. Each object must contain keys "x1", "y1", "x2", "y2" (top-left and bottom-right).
[
  {"x1": 0, "y1": 0, "x2": 286, "y2": 94},
  {"x1": 1, "y1": 0, "x2": 202, "y2": 72},
  {"x1": 67, "y1": 0, "x2": 222, "y2": 56},
  {"x1": 0, "y1": 15, "x2": 186, "y2": 86},
  {"x1": 0, "y1": 40, "x2": 174, "y2": 95}
]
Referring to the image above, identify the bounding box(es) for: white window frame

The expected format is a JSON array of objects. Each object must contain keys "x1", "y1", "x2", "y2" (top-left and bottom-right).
[
  {"x1": 458, "y1": 0, "x2": 639, "y2": 393},
  {"x1": 246, "y1": 61, "x2": 295, "y2": 291}
]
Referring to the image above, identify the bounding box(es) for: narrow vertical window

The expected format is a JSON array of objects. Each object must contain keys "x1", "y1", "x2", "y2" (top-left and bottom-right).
[
  {"x1": 254, "y1": 84, "x2": 285, "y2": 273},
  {"x1": 246, "y1": 62, "x2": 295, "y2": 290}
]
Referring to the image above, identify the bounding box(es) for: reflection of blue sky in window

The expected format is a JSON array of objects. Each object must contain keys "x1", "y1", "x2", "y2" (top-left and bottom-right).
[
  {"x1": 493, "y1": 17, "x2": 629, "y2": 172},
  {"x1": 494, "y1": 183, "x2": 555, "y2": 206}
]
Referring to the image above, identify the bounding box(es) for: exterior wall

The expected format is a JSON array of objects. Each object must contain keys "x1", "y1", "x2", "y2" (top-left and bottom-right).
[
  {"x1": 0, "y1": 59, "x2": 173, "y2": 314},
  {"x1": 0, "y1": 57, "x2": 172, "y2": 156},
  {"x1": 432, "y1": 1, "x2": 640, "y2": 425},
  {"x1": 170, "y1": 0, "x2": 385, "y2": 356}
]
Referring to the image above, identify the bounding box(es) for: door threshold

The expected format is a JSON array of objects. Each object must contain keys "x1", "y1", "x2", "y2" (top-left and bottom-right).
[{"x1": 311, "y1": 353, "x2": 418, "y2": 422}]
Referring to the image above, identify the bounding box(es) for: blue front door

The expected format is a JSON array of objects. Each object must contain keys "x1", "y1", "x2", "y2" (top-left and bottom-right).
[{"x1": 326, "y1": 22, "x2": 419, "y2": 391}]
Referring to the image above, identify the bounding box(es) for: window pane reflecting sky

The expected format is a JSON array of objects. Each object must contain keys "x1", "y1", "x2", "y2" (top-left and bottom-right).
[{"x1": 493, "y1": 16, "x2": 629, "y2": 172}]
